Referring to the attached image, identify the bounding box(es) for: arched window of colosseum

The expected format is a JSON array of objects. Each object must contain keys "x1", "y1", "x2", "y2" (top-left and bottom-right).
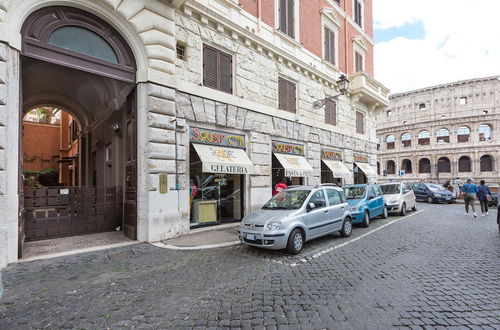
[
  {"x1": 457, "y1": 126, "x2": 470, "y2": 143},
  {"x1": 402, "y1": 159, "x2": 412, "y2": 173},
  {"x1": 478, "y1": 125, "x2": 492, "y2": 141},
  {"x1": 458, "y1": 156, "x2": 471, "y2": 172},
  {"x1": 386, "y1": 135, "x2": 395, "y2": 149},
  {"x1": 401, "y1": 133, "x2": 412, "y2": 147},
  {"x1": 480, "y1": 155, "x2": 493, "y2": 172},
  {"x1": 419, "y1": 158, "x2": 431, "y2": 173},
  {"x1": 436, "y1": 128, "x2": 450, "y2": 143},
  {"x1": 418, "y1": 130, "x2": 430, "y2": 146},
  {"x1": 437, "y1": 157, "x2": 451, "y2": 173},
  {"x1": 386, "y1": 160, "x2": 396, "y2": 174}
]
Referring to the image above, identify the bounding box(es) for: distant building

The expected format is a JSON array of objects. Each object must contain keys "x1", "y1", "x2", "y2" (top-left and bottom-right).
[{"x1": 376, "y1": 77, "x2": 499, "y2": 188}]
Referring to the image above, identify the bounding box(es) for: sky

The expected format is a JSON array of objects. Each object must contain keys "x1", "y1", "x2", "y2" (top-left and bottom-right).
[{"x1": 373, "y1": 0, "x2": 500, "y2": 93}]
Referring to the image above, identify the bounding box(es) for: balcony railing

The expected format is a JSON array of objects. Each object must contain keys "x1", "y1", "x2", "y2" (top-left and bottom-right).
[{"x1": 348, "y1": 72, "x2": 390, "y2": 109}]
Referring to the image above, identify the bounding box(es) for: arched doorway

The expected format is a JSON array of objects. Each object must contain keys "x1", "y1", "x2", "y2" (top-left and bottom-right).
[{"x1": 19, "y1": 6, "x2": 137, "y2": 256}]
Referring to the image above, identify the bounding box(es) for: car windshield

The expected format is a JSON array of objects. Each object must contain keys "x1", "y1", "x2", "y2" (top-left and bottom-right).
[
  {"x1": 381, "y1": 184, "x2": 400, "y2": 194},
  {"x1": 428, "y1": 184, "x2": 445, "y2": 192},
  {"x1": 343, "y1": 186, "x2": 367, "y2": 199},
  {"x1": 262, "y1": 190, "x2": 311, "y2": 210}
]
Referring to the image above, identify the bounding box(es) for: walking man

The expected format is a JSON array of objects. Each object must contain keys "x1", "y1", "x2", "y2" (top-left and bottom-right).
[
  {"x1": 453, "y1": 177, "x2": 462, "y2": 198},
  {"x1": 462, "y1": 178, "x2": 478, "y2": 217},
  {"x1": 477, "y1": 180, "x2": 492, "y2": 216}
]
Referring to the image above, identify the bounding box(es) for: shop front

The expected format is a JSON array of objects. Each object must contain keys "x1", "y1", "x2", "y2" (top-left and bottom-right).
[
  {"x1": 189, "y1": 127, "x2": 254, "y2": 228},
  {"x1": 320, "y1": 149, "x2": 352, "y2": 186},
  {"x1": 353, "y1": 154, "x2": 378, "y2": 184},
  {"x1": 271, "y1": 141, "x2": 314, "y2": 189}
]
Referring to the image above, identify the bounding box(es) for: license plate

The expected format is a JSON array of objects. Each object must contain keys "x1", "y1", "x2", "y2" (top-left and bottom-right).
[
  {"x1": 245, "y1": 233, "x2": 256, "y2": 240},
  {"x1": 446, "y1": 197, "x2": 451, "y2": 200}
]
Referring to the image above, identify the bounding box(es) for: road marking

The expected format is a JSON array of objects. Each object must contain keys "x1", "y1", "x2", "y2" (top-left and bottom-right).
[
  {"x1": 151, "y1": 240, "x2": 241, "y2": 250},
  {"x1": 289, "y1": 210, "x2": 425, "y2": 267}
]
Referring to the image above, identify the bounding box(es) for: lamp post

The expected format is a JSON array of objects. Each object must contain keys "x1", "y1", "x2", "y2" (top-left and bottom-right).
[{"x1": 313, "y1": 74, "x2": 350, "y2": 109}]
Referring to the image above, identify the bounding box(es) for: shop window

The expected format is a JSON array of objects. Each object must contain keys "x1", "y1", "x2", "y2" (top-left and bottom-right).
[
  {"x1": 386, "y1": 135, "x2": 395, "y2": 149},
  {"x1": 459, "y1": 97, "x2": 467, "y2": 105},
  {"x1": 386, "y1": 160, "x2": 396, "y2": 175},
  {"x1": 480, "y1": 155, "x2": 493, "y2": 172},
  {"x1": 354, "y1": 51, "x2": 364, "y2": 72},
  {"x1": 458, "y1": 156, "x2": 471, "y2": 172},
  {"x1": 203, "y1": 44, "x2": 232, "y2": 94},
  {"x1": 418, "y1": 131, "x2": 430, "y2": 145},
  {"x1": 278, "y1": 77, "x2": 296, "y2": 113},
  {"x1": 279, "y1": 0, "x2": 295, "y2": 38},
  {"x1": 401, "y1": 159, "x2": 412, "y2": 174},
  {"x1": 478, "y1": 124, "x2": 492, "y2": 141},
  {"x1": 437, "y1": 157, "x2": 451, "y2": 173},
  {"x1": 325, "y1": 98, "x2": 337, "y2": 125},
  {"x1": 356, "y1": 111, "x2": 364, "y2": 134},
  {"x1": 436, "y1": 128, "x2": 450, "y2": 143},
  {"x1": 324, "y1": 26, "x2": 337, "y2": 65},
  {"x1": 176, "y1": 42, "x2": 186, "y2": 60},
  {"x1": 401, "y1": 132, "x2": 411, "y2": 147},
  {"x1": 419, "y1": 158, "x2": 431, "y2": 173},
  {"x1": 457, "y1": 126, "x2": 470, "y2": 143},
  {"x1": 354, "y1": 0, "x2": 363, "y2": 27}
]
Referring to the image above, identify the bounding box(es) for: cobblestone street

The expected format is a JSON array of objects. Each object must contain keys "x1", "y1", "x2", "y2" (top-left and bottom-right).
[{"x1": 1, "y1": 202, "x2": 499, "y2": 329}]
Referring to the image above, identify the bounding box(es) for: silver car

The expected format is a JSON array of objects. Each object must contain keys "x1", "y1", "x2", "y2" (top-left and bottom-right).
[{"x1": 239, "y1": 185, "x2": 352, "y2": 254}]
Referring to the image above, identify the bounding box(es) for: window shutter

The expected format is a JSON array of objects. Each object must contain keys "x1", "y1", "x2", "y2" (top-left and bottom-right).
[
  {"x1": 324, "y1": 27, "x2": 330, "y2": 62},
  {"x1": 288, "y1": 80, "x2": 296, "y2": 113},
  {"x1": 325, "y1": 99, "x2": 336, "y2": 125},
  {"x1": 279, "y1": 0, "x2": 287, "y2": 33},
  {"x1": 203, "y1": 45, "x2": 218, "y2": 89},
  {"x1": 279, "y1": 78, "x2": 286, "y2": 110},
  {"x1": 356, "y1": 111, "x2": 364, "y2": 133},
  {"x1": 330, "y1": 31, "x2": 336, "y2": 64},
  {"x1": 287, "y1": 0, "x2": 295, "y2": 38},
  {"x1": 358, "y1": 1, "x2": 363, "y2": 26},
  {"x1": 219, "y1": 52, "x2": 232, "y2": 93}
]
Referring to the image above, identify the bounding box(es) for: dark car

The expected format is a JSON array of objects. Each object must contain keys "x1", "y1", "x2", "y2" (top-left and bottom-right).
[
  {"x1": 411, "y1": 182, "x2": 456, "y2": 204},
  {"x1": 488, "y1": 192, "x2": 498, "y2": 207}
]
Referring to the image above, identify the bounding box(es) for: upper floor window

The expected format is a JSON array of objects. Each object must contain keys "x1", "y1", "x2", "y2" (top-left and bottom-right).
[
  {"x1": 386, "y1": 135, "x2": 395, "y2": 149},
  {"x1": 478, "y1": 124, "x2": 492, "y2": 141},
  {"x1": 278, "y1": 77, "x2": 296, "y2": 113},
  {"x1": 436, "y1": 128, "x2": 450, "y2": 143},
  {"x1": 325, "y1": 98, "x2": 337, "y2": 125},
  {"x1": 459, "y1": 97, "x2": 467, "y2": 105},
  {"x1": 386, "y1": 110, "x2": 392, "y2": 117},
  {"x1": 457, "y1": 126, "x2": 470, "y2": 143},
  {"x1": 176, "y1": 42, "x2": 186, "y2": 61},
  {"x1": 401, "y1": 133, "x2": 412, "y2": 147},
  {"x1": 203, "y1": 44, "x2": 232, "y2": 94},
  {"x1": 354, "y1": 0, "x2": 363, "y2": 27},
  {"x1": 356, "y1": 111, "x2": 364, "y2": 134},
  {"x1": 418, "y1": 130, "x2": 430, "y2": 146},
  {"x1": 324, "y1": 26, "x2": 337, "y2": 65},
  {"x1": 419, "y1": 103, "x2": 426, "y2": 110},
  {"x1": 279, "y1": 0, "x2": 295, "y2": 39},
  {"x1": 354, "y1": 51, "x2": 364, "y2": 72}
]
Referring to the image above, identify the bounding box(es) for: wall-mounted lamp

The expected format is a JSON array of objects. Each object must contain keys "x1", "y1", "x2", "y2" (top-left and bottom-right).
[
  {"x1": 313, "y1": 74, "x2": 350, "y2": 109},
  {"x1": 111, "y1": 123, "x2": 122, "y2": 137}
]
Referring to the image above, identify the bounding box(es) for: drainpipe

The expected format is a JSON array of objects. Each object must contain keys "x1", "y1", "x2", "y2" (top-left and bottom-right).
[
  {"x1": 344, "y1": 14, "x2": 348, "y2": 74},
  {"x1": 257, "y1": 0, "x2": 262, "y2": 31}
]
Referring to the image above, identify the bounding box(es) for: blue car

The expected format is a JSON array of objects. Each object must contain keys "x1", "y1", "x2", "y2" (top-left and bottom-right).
[
  {"x1": 411, "y1": 182, "x2": 456, "y2": 204},
  {"x1": 343, "y1": 184, "x2": 388, "y2": 227}
]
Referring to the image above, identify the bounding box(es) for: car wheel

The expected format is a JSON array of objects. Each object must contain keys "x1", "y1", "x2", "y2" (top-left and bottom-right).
[
  {"x1": 361, "y1": 211, "x2": 370, "y2": 227},
  {"x1": 286, "y1": 228, "x2": 304, "y2": 255},
  {"x1": 381, "y1": 206, "x2": 388, "y2": 219},
  {"x1": 399, "y1": 203, "x2": 406, "y2": 216},
  {"x1": 412, "y1": 203, "x2": 417, "y2": 211},
  {"x1": 340, "y1": 218, "x2": 353, "y2": 237},
  {"x1": 427, "y1": 196, "x2": 433, "y2": 204}
]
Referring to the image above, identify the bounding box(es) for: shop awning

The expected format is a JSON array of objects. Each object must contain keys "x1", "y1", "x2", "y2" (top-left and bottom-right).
[
  {"x1": 322, "y1": 160, "x2": 352, "y2": 179},
  {"x1": 193, "y1": 143, "x2": 254, "y2": 174},
  {"x1": 274, "y1": 153, "x2": 314, "y2": 177},
  {"x1": 355, "y1": 162, "x2": 378, "y2": 179}
]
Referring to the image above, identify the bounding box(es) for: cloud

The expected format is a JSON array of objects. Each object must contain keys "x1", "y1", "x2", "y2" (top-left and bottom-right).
[{"x1": 373, "y1": 0, "x2": 500, "y2": 93}]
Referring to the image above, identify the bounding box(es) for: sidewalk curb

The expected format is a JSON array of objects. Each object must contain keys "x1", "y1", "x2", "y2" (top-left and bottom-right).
[{"x1": 151, "y1": 240, "x2": 241, "y2": 250}]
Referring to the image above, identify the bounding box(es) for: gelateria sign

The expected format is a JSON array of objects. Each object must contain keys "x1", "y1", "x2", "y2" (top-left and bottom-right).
[
  {"x1": 354, "y1": 154, "x2": 369, "y2": 163},
  {"x1": 190, "y1": 127, "x2": 245, "y2": 148},
  {"x1": 321, "y1": 149, "x2": 343, "y2": 161},
  {"x1": 272, "y1": 141, "x2": 305, "y2": 156}
]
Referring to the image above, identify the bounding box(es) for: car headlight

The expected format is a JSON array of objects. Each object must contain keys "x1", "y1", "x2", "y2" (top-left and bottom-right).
[
  {"x1": 265, "y1": 221, "x2": 281, "y2": 231},
  {"x1": 351, "y1": 206, "x2": 359, "y2": 212},
  {"x1": 433, "y1": 194, "x2": 441, "y2": 197}
]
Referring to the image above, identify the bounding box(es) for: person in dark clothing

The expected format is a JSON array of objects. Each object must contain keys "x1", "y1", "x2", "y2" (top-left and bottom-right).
[{"x1": 477, "y1": 180, "x2": 492, "y2": 216}]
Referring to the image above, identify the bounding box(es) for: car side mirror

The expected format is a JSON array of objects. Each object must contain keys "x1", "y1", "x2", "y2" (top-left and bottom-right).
[
  {"x1": 307, "y1": 202, "x2": 316, "y2": 211},
  {"x1": 368, "y1": 194, "x2": 375, "y2": 200}
]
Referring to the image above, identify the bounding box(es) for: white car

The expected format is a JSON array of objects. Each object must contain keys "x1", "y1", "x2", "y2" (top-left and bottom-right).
[{"x1": 380, "y1": 182, "x2": 417, "y2": 216}]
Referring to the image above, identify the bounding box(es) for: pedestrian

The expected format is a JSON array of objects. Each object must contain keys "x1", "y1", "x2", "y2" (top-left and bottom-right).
[
  {"x1": 273, "y1": 178, "x2": 288, "y2": 196},
  {"x1": 453, "y1": 177, "x2": 462, "y2": 198},
  {"x1": 477, "y1": 180, "x2": 492, "y2": 216},
  {"x1": 461, "y1": 178, "x2": 478, "y2": 217}
]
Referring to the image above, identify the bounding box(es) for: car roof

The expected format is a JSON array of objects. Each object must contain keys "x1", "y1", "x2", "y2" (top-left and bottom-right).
[
  {"x1": 343, "y1": 184, "x2": 373, "y2": 188},
  {"x1": 286, "y1": 185, "x2": 343, "y2": 192},
  {"x1": 380, "y1": 182, "x2": 403, "y2": 185}
]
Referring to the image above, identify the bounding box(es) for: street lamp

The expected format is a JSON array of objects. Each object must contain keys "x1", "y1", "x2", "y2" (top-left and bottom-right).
[{"x1": 313, "y1": 74, "x2": 350, "y2": 109}]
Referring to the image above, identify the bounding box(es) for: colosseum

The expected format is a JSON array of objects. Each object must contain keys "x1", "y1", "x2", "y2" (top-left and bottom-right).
[{"x1": 376, "y1": 76, "x2": 499, "y2": 189}]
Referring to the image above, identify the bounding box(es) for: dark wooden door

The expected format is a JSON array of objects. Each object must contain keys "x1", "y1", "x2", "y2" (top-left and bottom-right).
[
  {"x1": 123, "y1": 89, "x2": 137, "y2": 239},
  {"x1": 18, "y1": 66, "x2": 25, "y2": 258}
]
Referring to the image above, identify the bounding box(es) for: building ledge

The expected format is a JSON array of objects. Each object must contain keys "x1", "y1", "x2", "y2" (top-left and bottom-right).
[{"x1": 349, "y1": 72, "x2": 390, "y2": 111}]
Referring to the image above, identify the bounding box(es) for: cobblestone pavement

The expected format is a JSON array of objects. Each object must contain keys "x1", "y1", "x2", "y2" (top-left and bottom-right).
[{"x1": 1, "y1": 203, "x2": 499, "y2": 329}]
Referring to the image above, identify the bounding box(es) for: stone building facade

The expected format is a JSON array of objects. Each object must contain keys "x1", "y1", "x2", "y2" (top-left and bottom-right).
[
  {"x1": 0, "y1": 0, "x2": 389, "y2": 267},
  {"x1": 376, "y1": 77, "x2": 500, "y2": 186}
]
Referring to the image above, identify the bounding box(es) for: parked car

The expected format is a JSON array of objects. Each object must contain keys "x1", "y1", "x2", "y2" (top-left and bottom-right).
[
  {"x1": 342, "y1": 183, "x2": 387, "y2": 227},
  {"x1": 239, "y1": 185, "x2": 352, "y2": 254},
  {"x1": 488, "y1": 192, "x2": 498, "y2": 207},
  {"x1": 380, "y1": 182, "x2": 417, "y2": 216},
  {"x1": 497, "y1": 203, "x2": 499, "y2": 234},
  {"x1": 411, "y1": 183, "x2": 456, "y2": 203}
]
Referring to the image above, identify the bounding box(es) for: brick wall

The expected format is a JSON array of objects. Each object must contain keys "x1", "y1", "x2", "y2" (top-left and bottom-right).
[{"x1": 22, "y1": 122, "x2": 60, "y2": 172}]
